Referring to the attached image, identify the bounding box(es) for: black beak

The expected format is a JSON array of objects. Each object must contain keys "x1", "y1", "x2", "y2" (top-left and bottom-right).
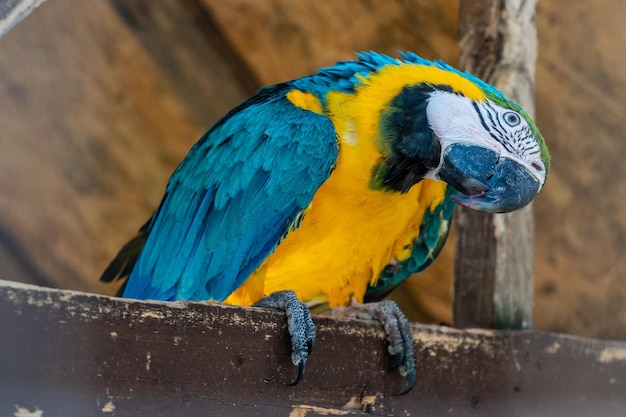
[{"x1": 438, "y1": 143, "x2": 541, "y2": 214}]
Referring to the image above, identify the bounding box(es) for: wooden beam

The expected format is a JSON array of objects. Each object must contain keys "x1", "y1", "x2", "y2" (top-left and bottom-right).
[
  {"x1": 0, "y1": 0, "x2": 48, "y2": 38},
  {"x1": 454, "y1": 0, "x2": 537, "y2": 329},
  {"x1": 2, "y1": 280, "x2": 625, "y2": 416}
]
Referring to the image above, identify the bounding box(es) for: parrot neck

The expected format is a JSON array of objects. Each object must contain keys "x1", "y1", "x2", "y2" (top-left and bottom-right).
[{"x1": 371, "y1": 84, "x2": 445, "y2": 193}]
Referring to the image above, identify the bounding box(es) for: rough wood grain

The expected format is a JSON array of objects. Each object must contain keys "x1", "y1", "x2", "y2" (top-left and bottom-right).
[
  {"x1": 2, "y1": 279, "x2": 626, "y2": 416},
  {"x1": 454, "y1": 0, "x2": 537, "y2": 330}
]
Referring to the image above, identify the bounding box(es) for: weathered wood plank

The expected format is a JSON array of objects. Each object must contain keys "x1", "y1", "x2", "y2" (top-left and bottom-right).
[
  {"x1": 454, "y1": 0, "x2": 537, "y2": 329},
  {"x1": 2, "y1": 280, "x2": 625, "y2": 416}
]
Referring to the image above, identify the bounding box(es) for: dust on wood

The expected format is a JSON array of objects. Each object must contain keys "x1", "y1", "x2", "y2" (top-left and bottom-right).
[{"x1": 2, "y1": 279, "x2": 626, "y2": 416}]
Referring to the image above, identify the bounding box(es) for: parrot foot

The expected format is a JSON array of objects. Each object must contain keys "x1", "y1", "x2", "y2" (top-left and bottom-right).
[
  {"x1": 254, "y1": 290, "x2": 315, "y2": 386},
  {"x1": 332, "y1": 299, "x2": 416, "y2": 395}
]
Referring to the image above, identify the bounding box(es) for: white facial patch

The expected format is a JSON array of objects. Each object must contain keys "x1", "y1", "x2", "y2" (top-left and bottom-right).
[
  {"x1": 425, "y1": 91, "x2": 546, "y2": 187},
  {"x1": 426, "y1": 91, "x2": 496, "y2": 150}
]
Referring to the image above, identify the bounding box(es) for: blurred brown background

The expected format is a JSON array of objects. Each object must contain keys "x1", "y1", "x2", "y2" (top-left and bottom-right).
[{"x1": 0, "y1": 0, "x2": 624, "y2": 339}]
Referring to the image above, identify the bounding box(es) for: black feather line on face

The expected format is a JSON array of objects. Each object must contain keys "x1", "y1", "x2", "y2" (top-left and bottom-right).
[
  {"x1": 372, "y1": 84, "x2": 454, "y2": 193},
  {"x1": 476, "y1": 101, "x2": 513, "y2": 153},
  {"x1": 473, "y1": 100, "x2": 543, "y2": 163}
]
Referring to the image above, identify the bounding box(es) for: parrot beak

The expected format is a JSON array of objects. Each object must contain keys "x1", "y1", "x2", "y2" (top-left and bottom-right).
[{"x1": 437, "y1": 143, "x2": 541, "y2": 214}]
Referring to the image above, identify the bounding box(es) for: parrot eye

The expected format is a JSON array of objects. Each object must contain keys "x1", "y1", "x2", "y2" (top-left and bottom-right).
[{"x1": 503, "y1": 111, "x2": 521, "y2": 127}]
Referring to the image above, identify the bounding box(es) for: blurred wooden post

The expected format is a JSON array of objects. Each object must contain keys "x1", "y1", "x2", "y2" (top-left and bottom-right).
[{"x1": 454, "y1": 0, "x2": 538, "y2": 329}]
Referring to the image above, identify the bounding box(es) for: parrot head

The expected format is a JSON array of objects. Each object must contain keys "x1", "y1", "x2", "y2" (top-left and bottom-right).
[
  {"x1": 425, "y1": 89, "x2": 549, "y2": 213},
  {"x1": 363, "y1": 52, "x2": 550, "y2": 214}
]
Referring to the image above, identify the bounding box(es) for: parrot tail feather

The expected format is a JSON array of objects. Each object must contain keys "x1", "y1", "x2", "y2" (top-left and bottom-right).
[{"x1": 100, "y1": 219, "x2": 150, "y2": 296}]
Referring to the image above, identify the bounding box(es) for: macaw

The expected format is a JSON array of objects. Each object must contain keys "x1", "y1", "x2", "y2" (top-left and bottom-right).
[{"x1": 101, "y1": 51, "x2": 550, "y2": 394}]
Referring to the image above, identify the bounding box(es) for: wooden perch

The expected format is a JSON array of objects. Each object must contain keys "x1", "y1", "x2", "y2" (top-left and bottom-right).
[
  {"x1": 2, "y1": 279, "x2": 625, "y2": 416},
  {"x1": 454, "y1": 0, "x2": 538, "y2": 329}
]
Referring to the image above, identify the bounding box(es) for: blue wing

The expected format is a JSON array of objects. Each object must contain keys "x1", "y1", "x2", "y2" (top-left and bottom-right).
[{"x1": 120, "y1": 84, "x2": 338, "y2": 301}]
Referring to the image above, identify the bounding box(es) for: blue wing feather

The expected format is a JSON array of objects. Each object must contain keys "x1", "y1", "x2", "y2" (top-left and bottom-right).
[{"x1": 122, "y1": 85, "x2": 338, "y2": 302}]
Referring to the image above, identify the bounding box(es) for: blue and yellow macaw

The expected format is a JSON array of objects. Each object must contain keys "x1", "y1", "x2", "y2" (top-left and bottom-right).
[{"x1": 102, "y1": 52, "x2": 549, "y2": 393}]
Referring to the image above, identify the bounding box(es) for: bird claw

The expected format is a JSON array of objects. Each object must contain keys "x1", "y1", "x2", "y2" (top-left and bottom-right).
[
  {"x1": 334, "y1": 299, "x2": 416, "y2": 395},
  {"x1": 254, "y1": 290, "x2": 315, "y2": 386},
  {"x1": 289, "y1": 360, "x2": 306, "y2": 386}
]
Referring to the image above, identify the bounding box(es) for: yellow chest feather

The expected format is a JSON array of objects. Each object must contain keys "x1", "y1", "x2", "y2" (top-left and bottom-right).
[{"x1": 260, "y1": 175, "x2": 444, "y2": 308}]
